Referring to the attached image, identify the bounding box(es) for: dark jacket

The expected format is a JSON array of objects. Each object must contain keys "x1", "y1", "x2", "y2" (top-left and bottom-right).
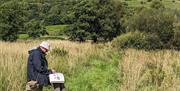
[{"x1": 27, "y1": 47, "x2": 52, "y2": 86}]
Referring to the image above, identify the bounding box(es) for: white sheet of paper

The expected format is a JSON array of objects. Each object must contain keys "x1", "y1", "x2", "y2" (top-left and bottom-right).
[{"x1": 49, "y1": 73, "x2": 65, "y2": 83}]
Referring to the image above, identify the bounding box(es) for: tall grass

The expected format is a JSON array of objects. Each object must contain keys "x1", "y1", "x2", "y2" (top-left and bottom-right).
[
  {"x1": 120, "y1": 49, "x2": 180, "y2": 91},
  {"x1": 0, "y1": 40, "x2": 121, "y2": 91},
  {"x1": 0, "y1": 40, "x2": 180, "y2": 91}
]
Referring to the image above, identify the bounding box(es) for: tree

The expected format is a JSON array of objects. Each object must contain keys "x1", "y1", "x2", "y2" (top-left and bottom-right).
[
  {"x1": 66, "y1": 0, "x2": 125, "y2": 42},
  {"x1": 45, "y1": 5, "x2": 62, "y2": 25},
  {"x1": 126, "y1": 7, "x2": 176, "y2": 48},
  {"x1": 0, "y1": 0, "x2": 48, "y2": 41},
  {"x1": 25, "y1": 19, "x2": 48, "y2": 38},
  {"x1": 26, "y1": 0, "x2": 51, "y2": 21},
  {"x1": 0, "y1": 1, "x2": 28, "y2": 41},
  {"x1": 45, "y1": 0, "x2": 79, "y2": 25}
]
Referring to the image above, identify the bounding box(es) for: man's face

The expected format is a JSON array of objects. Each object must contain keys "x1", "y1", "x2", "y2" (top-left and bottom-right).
[{"x1": 40, "y1": 47, "x2": 48, "y2": 53}]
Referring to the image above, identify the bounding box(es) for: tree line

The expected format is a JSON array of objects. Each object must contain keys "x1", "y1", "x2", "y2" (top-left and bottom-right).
[
  {"x1": 0, "y1": 0, "x2": 179, "y2": 49},
  {"x1": 0, "y1": 0, "x2": 124, "y2": 42}
]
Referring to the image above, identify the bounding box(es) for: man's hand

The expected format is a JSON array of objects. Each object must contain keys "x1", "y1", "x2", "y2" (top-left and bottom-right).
[
  {"x1": 51, "y1": 69, "x2": 56, "y2": 73},
  {"x1": 27, "y1": 80, "x2": 38, "y2": 89}
]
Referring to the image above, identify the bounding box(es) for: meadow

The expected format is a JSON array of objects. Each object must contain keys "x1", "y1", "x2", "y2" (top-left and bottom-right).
[
  {"x1": 0, "y1": 40, "x2": 180, "y2": 91},
  {"x1": 120, "y1": 49, "x2": 180, "y2": 91},
  {"x1": 0, "y1": 40, "x2": 120, "y2": 91}
]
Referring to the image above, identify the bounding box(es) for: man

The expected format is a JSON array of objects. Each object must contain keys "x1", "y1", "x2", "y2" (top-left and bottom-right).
[{"x1": 26, "y1": 41, "x2": 55, "y2": 91}]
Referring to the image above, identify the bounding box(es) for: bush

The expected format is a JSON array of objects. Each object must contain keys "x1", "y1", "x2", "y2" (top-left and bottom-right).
[
  {"x1": 142, "y1": 34, "x2": 163, "y2": 50},
  {"x1": 50, "y1": 47, "x2": 68, "y2": 56},
  {"x1": 112, "y1": 31, "x2": 145, "y2": 49},
  {"x1": 1, "y1": 33, "x2": 18, "y2": 42},
  {"x1": 126, "y1": 7, "x2": 176, "y2": 48},
  {"x1": 112, "y1": 31, "x2": 162, "y2": 50}
]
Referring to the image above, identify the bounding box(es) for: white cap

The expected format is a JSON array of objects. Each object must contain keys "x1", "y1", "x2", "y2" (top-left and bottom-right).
[{"x1": 39, "y1": 41, "x2": 50, "y2": 50}]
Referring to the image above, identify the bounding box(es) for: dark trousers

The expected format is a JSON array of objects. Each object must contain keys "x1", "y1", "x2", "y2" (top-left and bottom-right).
[{"x1": 53, "y1": 83, "x2": 66, "y2": 91}]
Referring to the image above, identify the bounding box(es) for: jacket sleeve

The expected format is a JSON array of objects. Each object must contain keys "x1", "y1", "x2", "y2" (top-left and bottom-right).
[
  {"x1": 27, "y1": 53, "x2": 36, "y2": 81},
  {"x1": 32, "y1": 51, "x2": 52, "y2": 74}
]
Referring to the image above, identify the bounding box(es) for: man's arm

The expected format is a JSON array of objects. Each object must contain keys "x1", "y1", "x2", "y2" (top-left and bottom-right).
[{"x1": 32, "y1": 51, "x2": 52, "y2": 74}]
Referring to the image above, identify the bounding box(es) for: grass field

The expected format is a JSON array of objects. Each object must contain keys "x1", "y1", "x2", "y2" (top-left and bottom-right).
[
  {"x1": 121, "y1": 49, "x2": 180, "y2": 91},
  {"x1": 46, "y1": 25, "x2": 68, "y2": 31},
  {"x1": 17, "y1": 25, "x2": 69, "y2": 40},
  {"x1": 46, "y1": 25, "x2": 68, "y2": 36},
  {"x1": 18, "y1": 34, "x2": 29, "y2": 39},
  {"x1": 0, "y1": 40, "x2": 180, "y2": 91},
  {"x1": 0, "y1": 40, "x2": 120, "y2": 91}
]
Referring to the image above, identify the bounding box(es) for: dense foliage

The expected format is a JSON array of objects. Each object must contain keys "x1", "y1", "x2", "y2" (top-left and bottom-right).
[
  {"x1": 0, "y1": 0, "x2": 48, "y2": 41},
  {"x1": 113, "y1": 0, "x2": 180, "y2": 50},
  {"x1": 0, "y1": 0, "x2": 179, "y2": 50},
  {"x1": 65, "y1": 0, "x2": 125, "y2": 42},
  {"x1": 0, "y1": 0, "x2": 125, "y2": 42},
  {"x1": 0, "y1": 1, "x2": 27, "y2": 41}
]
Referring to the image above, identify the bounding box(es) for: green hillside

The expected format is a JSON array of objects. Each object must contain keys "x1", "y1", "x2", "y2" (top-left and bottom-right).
[{"x1": 122, "y1": 0, "x2": 180, "y2": 10}]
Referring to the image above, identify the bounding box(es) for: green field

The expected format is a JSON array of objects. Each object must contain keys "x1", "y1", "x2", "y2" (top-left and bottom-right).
[
  {"x1": 18, "y1": 34, "x2": 29, "y2": 39},
  {"x1": 45, "y1": 25, "x2": 69, "y2": 39},
  {"x1": 45, "y1": 25, "x2": 68, "y2": 40},
  {"x1": 0, "y1": 40, "x2": 121, "y2": 91},
  {"x1": 0, "y1": 40, "x2": 180, "y2": 91},
  {"x1": 46, "y1": 25, "x2": 68, "y2": 31},
  {"x1": 46, "y1": 25, "x2": 68, "y2": 32},
  {"x1": 18, "y1": 25, "x2": 69, "y2": 40}
]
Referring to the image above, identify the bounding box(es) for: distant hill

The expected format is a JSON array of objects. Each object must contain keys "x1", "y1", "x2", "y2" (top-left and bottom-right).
[{"x1": 122, "y1": 0, "x2": 180, "y2": 10}]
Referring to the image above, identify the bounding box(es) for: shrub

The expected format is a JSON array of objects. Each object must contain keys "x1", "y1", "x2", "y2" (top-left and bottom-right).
[
  {"x1": 112, "y1": 31, "x2": 162, "y2": 50},
  {"x1": 126, "y1": 7, "x2": 175, "y2": 48},
  {"x1": 1, "y1": 33, "x2": 18, "y2": 42},
  {"x1": 112, "y1": 31, "x2": 145, "y2": 49},
  {"x1": 50, "y1": 47, "x2": 68, "y2": 56},
  {"x1": 142, "y1": 34, "x2": 163, "y2": 50}
]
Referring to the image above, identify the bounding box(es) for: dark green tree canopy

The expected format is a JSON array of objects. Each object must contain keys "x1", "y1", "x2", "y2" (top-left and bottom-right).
[
  {"x1": 0, "y1": 1, "x2": 28, "y2": 41},
  {"x1": 0, "y1": 0, "x2": 48, "y2": 41},
  {"x1": 66, "y1": 0, "x2": 125, "y2": 42}
]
